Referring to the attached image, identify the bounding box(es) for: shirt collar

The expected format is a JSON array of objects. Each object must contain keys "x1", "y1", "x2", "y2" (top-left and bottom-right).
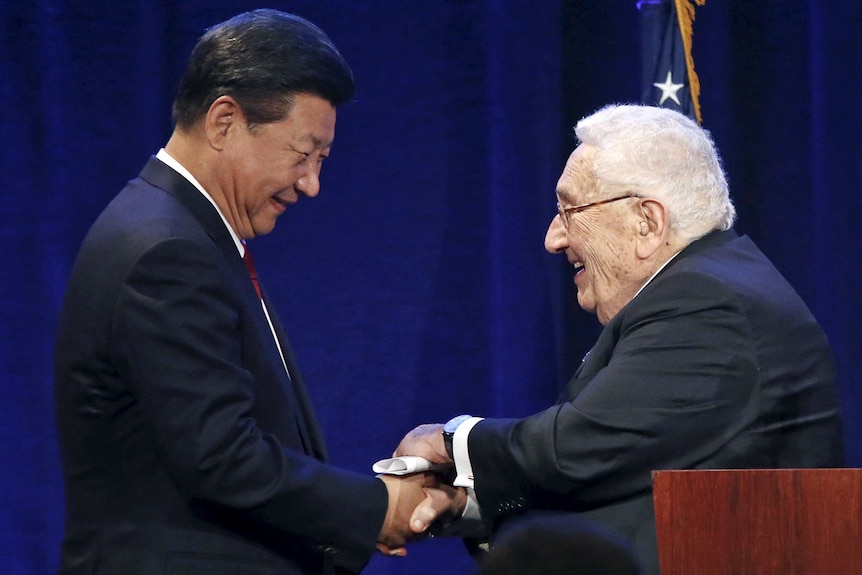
[
  {"x1": 155, "y1": 148, "x2": 245, "y2": 256},
  {"x1": 632, "y1": 250, "x2": 683, "y2": 300}
]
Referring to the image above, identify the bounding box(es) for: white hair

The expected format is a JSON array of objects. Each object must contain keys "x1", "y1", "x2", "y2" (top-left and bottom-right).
[{"x1": 575, "y1": 104, "x2": 735, "y2": 242}]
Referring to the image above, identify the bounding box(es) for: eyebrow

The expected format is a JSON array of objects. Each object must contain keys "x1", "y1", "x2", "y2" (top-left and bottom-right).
[
  {"x1": 297, "y1": 132, "x2": 333, "y2": 150},
  {"x1": 287, "y1": 138, "x2": 331, "y2": 157},
  {"x1": 309, "y1": 135, "x2": 331, "y2": 148}
]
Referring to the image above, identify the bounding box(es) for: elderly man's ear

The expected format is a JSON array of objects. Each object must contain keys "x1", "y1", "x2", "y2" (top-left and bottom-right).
[{"x1": 634, "y1": 199, "x2": 669, "y2": 259}]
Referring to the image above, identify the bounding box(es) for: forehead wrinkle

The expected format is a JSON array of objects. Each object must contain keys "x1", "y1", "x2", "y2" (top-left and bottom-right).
[{"x1": 558, "y1": 152, "x2": 596, "y2": 204}]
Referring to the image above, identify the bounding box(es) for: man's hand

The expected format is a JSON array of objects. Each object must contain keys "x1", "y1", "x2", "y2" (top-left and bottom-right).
[
  {"x1": 376, "y1": 475, "x2": 469, "y2": 556},
  {"x1": 410, "y1": 483, "x2": 468, "y2": 535},
  {"x1": 376, "y1": 473, "x2": 433, "y2": 555},
  {"x1": 393, "y1": 423, "x2": 449, "y2": 464}
]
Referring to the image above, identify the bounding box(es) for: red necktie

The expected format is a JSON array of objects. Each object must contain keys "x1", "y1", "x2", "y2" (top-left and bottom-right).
[
  {"x1": 242, "y1": 246, "x2": 263, "y2": 299},
  {"x1": 241, "y1": 244, "x2": 312, "y2": 452}
]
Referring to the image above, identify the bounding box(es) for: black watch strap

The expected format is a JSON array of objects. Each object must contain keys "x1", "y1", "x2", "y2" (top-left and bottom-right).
[{"x1": 442, "y1": 414, "x2": 472, "y2": 459}]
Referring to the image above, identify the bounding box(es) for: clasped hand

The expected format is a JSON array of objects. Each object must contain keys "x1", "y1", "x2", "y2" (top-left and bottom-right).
[{"x1": 376, "y1": 424, "x2": 467, "y2": 556}]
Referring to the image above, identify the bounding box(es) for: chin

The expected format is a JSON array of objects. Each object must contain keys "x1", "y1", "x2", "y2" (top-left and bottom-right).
[
  {"x1": 252, "y1": 220, "x2": 278, "y2": 237},
  {"x1": 576, "y1": 296, "x2": 596, "y2": 315}
]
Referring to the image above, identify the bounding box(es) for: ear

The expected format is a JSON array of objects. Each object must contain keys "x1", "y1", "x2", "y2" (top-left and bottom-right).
[
  {"x1": 634, "y1": 198, "x2": 670, "y2": 259},
  {"x1": 204, "y1": 95, "x2": 243, "y2": 151}
]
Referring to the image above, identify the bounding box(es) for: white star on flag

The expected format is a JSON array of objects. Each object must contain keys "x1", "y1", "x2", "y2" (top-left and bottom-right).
[{"x1": 653, "y1": 71, "x2": 684, "y2": 106}]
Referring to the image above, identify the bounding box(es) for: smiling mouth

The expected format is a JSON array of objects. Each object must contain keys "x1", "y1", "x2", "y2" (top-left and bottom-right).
[{"x1": 272, "y1": 196, "x2": 288, "y2": 207}]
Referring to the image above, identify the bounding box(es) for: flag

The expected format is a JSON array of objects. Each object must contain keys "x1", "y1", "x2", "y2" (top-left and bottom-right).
[{"x1": 638, "y1": 0, "x2": 706, "y2": 124}]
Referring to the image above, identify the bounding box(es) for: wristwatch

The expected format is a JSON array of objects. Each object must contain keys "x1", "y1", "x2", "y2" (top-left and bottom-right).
[{"x1": 442, "y1": 414, "x2": 472, "y2": 459}]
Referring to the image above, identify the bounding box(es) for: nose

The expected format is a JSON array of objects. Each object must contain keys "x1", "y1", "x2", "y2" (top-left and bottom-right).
[
  {"x1": 544, "y1": 214, "x2": 568, "y2": 254},
  {"x1": 295, "y1": 164, "x2": 321, "y2": 198}
]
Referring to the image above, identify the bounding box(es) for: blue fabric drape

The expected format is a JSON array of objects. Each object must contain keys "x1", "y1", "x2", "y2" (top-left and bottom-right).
[{"x1": 2, "y1": 1, "x2": 860, "y2": 574}]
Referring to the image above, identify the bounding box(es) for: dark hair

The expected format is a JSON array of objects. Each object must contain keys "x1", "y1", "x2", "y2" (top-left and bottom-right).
[
  {"x1": 171, "y1": 9, "x2": 355, "y2": 129},
  {"x1": 478, "y1": 514, "x2": 642, "y2": 575}
]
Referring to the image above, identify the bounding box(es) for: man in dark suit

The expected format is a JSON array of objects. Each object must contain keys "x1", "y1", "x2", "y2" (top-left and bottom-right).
[
  {"x1": 54, "y1": 10, "x2": 432, "y2": 574},
  {"x1": 392, "y1": 104, "x2": 845, "y2": 574}
]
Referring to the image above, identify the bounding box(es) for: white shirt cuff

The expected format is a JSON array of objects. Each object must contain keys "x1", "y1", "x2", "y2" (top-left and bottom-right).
[
  {"x1": 461, "y1": 487, "x2": 482, "y2": 521},
  {"x1": 452, "y1": 416, "x2": 483, "y2": 489}
]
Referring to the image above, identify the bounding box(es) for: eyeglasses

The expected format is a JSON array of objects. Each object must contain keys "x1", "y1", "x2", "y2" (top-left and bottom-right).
[{"x1": 556, "y1": 193, "x2": 640, "y2": 227}]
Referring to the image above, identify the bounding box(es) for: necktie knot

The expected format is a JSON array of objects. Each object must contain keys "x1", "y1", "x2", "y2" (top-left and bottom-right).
[{"x1": 242, "y1": 246, "x2": 262, "y2": 299}]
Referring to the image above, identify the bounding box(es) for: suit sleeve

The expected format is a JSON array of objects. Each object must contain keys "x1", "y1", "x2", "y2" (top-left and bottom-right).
[
  {"x1": 110, "y1": 237, "x2": 387, "y2": 570},
  {"x1": 467, "y1": 271, "x2": 760, "y2": 522}
]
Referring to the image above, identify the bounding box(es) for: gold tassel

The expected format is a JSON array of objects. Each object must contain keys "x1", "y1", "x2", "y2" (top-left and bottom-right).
[{"x1": 674, "y1": 0, "x2": 706, "y2": 124}]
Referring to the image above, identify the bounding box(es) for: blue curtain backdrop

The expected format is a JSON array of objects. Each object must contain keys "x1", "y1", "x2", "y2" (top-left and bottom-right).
[{"x1": 2, "y1": 1, "x2": 860, "y2": 573}]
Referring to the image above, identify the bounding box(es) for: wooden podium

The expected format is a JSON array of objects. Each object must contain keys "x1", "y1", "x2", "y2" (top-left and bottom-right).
[{"x1": 652, "y1": 469, "x2": 862, "y2": 575}]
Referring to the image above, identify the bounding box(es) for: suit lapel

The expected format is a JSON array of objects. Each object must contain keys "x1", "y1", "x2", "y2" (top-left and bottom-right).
[
  {"x1": 260, "y1": 288, "x2": 329, "y2": 462},
  {"x1": 561, "y1": 228, "x2": 741, "y2": 403},
  {"x1": 564, "y1": 327, "x2": 617, "y2": 400},
  {"x1": 139, "y1": 156, "x2": 326, "y2": 461}
]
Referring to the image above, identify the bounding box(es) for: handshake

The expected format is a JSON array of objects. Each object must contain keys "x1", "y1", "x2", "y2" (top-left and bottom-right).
[{"x1": 375, "y1": 423, "x2": 469, "y2": 556}]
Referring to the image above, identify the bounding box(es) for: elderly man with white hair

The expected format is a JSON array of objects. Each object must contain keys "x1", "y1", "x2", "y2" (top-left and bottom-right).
[{"x1": 392, "y1": 104, "x2": 844, "y2": 575}]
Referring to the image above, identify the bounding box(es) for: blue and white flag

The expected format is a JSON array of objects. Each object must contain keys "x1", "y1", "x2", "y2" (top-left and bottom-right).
[{"x1": 639, "y1": 0, "x2": 706, "y2": 124}]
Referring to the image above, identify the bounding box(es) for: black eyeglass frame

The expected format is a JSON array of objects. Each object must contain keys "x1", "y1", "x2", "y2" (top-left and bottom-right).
[{"x1": 556, "y1": 193, "x2": 641, "y2": 226}]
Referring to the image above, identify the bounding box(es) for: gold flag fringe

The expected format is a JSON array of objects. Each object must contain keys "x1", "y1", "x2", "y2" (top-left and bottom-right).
[{"x1": 674, "y1": 0, "x2": 706, "y2": 124}]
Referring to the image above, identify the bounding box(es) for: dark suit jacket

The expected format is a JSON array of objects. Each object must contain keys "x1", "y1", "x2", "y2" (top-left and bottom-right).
[
  {"x1": 467, "y1": 229, "x2": 844, "y2": 575},
  {"x1": 54, "y1": 157, "x2": 387, "y2": 575}
]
